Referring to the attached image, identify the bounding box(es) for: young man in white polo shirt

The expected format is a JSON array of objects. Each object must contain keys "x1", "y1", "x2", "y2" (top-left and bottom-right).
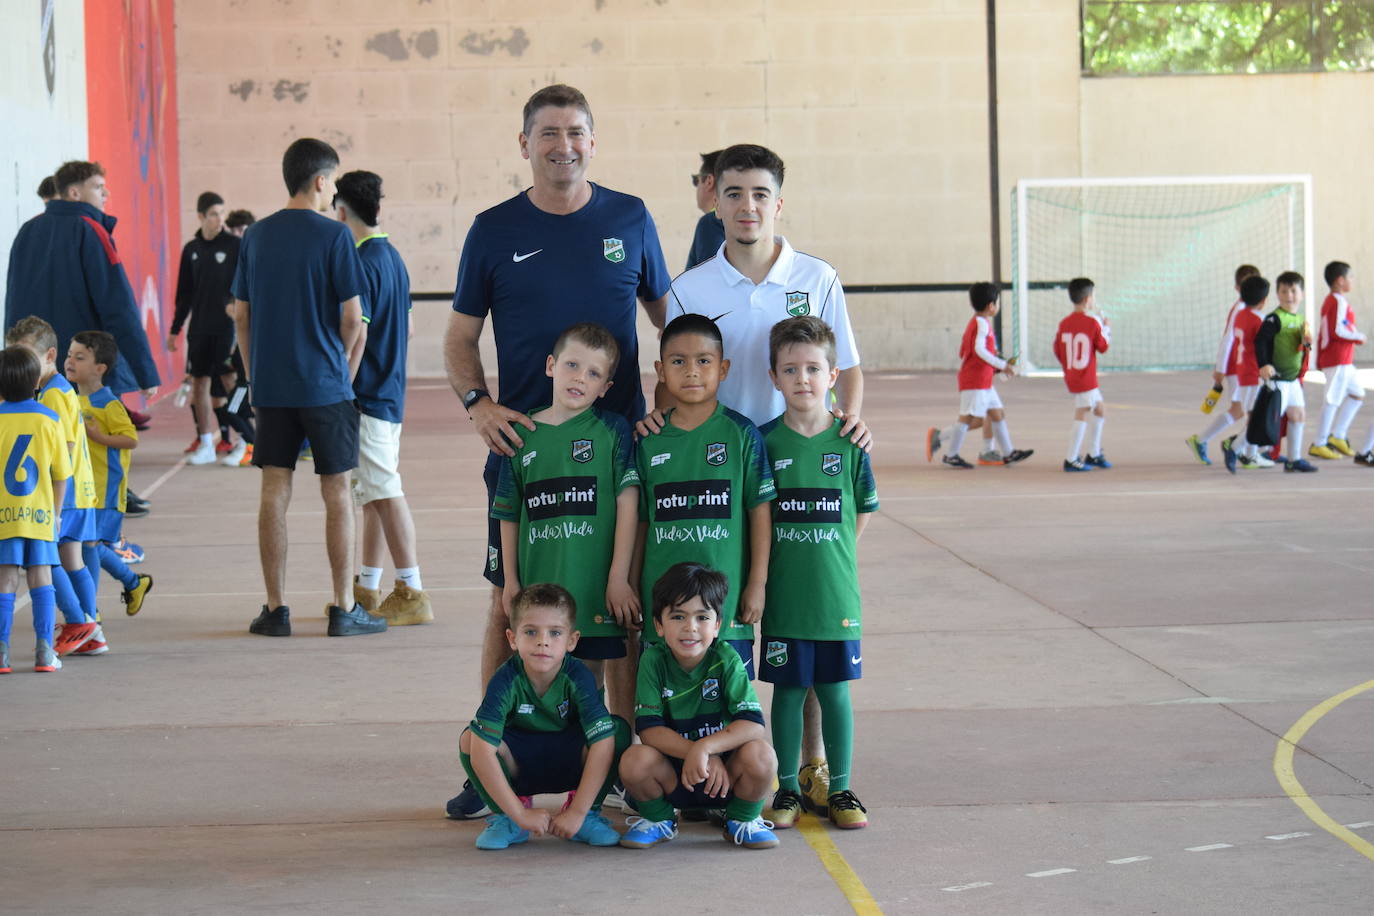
[{"x1": 643, "y1": 142, "x2": 868, "y2": 820}]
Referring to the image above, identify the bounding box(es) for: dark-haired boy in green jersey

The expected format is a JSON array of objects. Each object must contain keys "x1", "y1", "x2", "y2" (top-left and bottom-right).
[
  {"x1": 634, "y1": 313, "x2": 775, "y2": 677},
  {"x1": 458, "y1": 583, "x2": 631, "y2": 850},
  {"x1": 758, "y1": 317, "x2": 878, "y2": 831}
]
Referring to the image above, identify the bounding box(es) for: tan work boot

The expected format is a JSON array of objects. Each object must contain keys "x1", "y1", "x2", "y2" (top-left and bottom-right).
[
  {"x1": 377, "y1": 581, "x2": 434, "y2": 626},
  {"x1": 353, "y1": 577, "x2": 382, "y2": 613}
]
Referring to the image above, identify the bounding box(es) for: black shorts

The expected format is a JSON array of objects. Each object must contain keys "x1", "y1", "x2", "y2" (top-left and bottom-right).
[
  {"x1": 663, "y1": 751, "x2": 738, "y2": 810},
  {"x1": 572, "y1": 636, "x2": 628, "y2": 660},
  {"x1": 253, "y1": 400, "x2": 359, "y2": 474},
  {"x1": 482, "y1": 452, "x2": 504, "y2": 587},
  {"x1": 501, "y1": 716, "x2": 629, "y2": 796},
  {"x1": 186, "y1": 333, "x2": 235, "y2": 378}
]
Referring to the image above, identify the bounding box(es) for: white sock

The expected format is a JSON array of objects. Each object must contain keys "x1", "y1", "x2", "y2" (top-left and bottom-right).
[
  {"x1": 1067, "y1": 421, "x2": 1086, "y2": 462},
  {"x1": 1316, "y1": 403, "x2": 1338, "y2": 444},
  {"x1": 947, "y1": 422, "x2": 969, "y2": 457},
  {"x1": 1236, "y1": 433, "x2": 1252, "y2": 458},
  {"x1": 1334, "y1": 398, "x2": 1363, "y2": 440},
  {"x1": 1287, "y1": 422, "x2": 1305, "y2": 462},
  {"x1": 992, "y1": 420, "x2": 1014, "y2": 455},
  {"x1": 199, "y1": 432, "x2": 214, "y2": 448},
  {"x1": 1088, "y1": 415, "x2": 1105, "y2": 457},
  {"x1": 358, "y1": 566, "x2": 383, "y2": 591},
  {"x1": 1200, "y1": 412, "x2": 1235, "y2": 444},
  {"x1": 396, "y1": 567, "x2": 423, "y2": 591},
  {"x1": 1362, "y1": 424, "x2": 1374, "y2": 455}
]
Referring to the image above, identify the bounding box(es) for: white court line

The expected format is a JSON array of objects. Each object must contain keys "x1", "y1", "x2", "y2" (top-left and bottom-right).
[
  {"x1": 1025, "y1": 868, "x2": 1076, "y2": 878},
  {"x1": 1107, "y1": 856, "x2": 1151, "y2": 864},
  {"x1": 941, "y1": 882, "x2": 993, "y2": 892},
  {"x1": 138, "y1": 457, "x2": 188, "y2": 498},
  {"x1": 1345, "y1": 821, "x2": 1374, "y2": 829},
  {"x1": 152, "y1": 586, "x2": 491, "y2": 599},
  {"x1": 881, "y1": 484, "x2": 1374, "y2": 503},
  {"x1": 1265, "y1": 832, "x2": 1312, "y2": 840},
  {"x1": 1185, "y1": 844, "x2": 1233, "y2": 852}
]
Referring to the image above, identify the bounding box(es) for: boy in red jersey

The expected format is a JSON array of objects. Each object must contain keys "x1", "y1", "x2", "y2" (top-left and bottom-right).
[
  {"x1": 925, "y1": 283, "x2": 1032, "y2": 469},
  {"x1": 1187, "y1": 264, "x2": 1260, "y2": 465},
  {"x1": 1310, "y1": 261, "x2": 1366, "y2": 460},
  {"x1": 1219, "y1": 275, "x2": 1273, "y2": 473},
  {"x1": 1053, "y1": 278, "x2": 1111, "y2": 472}
]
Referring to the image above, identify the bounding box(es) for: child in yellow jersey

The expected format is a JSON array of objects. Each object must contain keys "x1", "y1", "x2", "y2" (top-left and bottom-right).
[
  {"x1": 65, "y1": 331, "x2": 153, "y2": 620},
  {"x1": 0, "y1": 346, "x2": 73, "y2": 673},
  {"x1": 7, "y1": 317, "x2": 103, "y2": 656}
]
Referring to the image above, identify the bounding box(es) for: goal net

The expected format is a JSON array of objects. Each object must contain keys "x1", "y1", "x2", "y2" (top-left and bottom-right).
[{"x1": 1009, "y1": 176, "x2": 1313, "y2": 374}]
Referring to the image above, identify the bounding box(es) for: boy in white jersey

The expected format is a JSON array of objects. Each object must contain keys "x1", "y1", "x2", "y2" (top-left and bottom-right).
[{"x1": 1187, "y1": 264, "x2": 1260, "y2": 465}]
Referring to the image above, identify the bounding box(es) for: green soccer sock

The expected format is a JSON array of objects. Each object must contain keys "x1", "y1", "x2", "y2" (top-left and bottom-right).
[
  {"x1": 459, "y1": 748, "x2": 516, "y2": 815},
  {"x1": 724, "y1": 795, "x2": 765, "y2": 823},
  {"x1": 815, "y1": 681, "x2": 855, "y2": 793},
  {"x1": 590, "y1": 716, "x2": 633, "y2": 809},
  {"x1": 636, "y1": 795, "x2": 676, "y2": 823},
  {"x1": 770, "y1": 686, "x2": 808, "y2": 792}
]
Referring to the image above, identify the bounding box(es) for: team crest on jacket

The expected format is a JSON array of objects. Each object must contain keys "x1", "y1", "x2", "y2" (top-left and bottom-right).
[
  {"x1": 571, "y1": 439, "x2": 593, "y2": 463},
  {"x1": 822, "y1": 452, "x2": 842, "y2": 476},
  {"x1": 701, "y1": 677, "x2": 720, "y2": 701},
  {"x1": 603, "y1": 238, "x2": 625, "y2": 263},
  {"x1": 706, "y1": 442, "x2": 727, "y2": 466},
  {"x1": 558, "y1": 699, "x2": 570, "y2": 719},
  {"x1": 765, "y1": 640, "x2": 788, "y2": 667},
  {"x1": 215, "y1": 251, "x2": 227, "y2": 263},
  {"x1": 785, "y1": 291, "x2": 810, "y2": 316}
]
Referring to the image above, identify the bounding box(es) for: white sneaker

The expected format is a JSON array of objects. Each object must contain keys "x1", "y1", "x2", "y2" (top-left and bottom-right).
[
  {"x1": 1249, "y1": 453, "x2": 1275, "y2": 468},
  {"x1": 220, "y1": 441, "x2": 248, "y2": 466},
  {"x1": 187, "y1": 442, "x2": 217, "y2": 465}
]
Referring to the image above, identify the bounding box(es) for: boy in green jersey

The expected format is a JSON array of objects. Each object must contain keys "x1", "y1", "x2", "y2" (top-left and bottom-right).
[
  {"x1": 619, "y1": 563, "x2": 779, "y2": 850},
  {"x1": 1256, "y1": 272, "x2": 1317, "y2": 472},
  {"x1": 458, "y1": 584, "x2": 630, "y2": 850},
  {"x1": 491, "y1": 323, "x2": 641, "y2": 704},
  {"x1": 757, "y1": 317, "x2": 878, "y2": 831},
  {"x1": 635, "y1": 314, "x2": 775, "y2": 677}
]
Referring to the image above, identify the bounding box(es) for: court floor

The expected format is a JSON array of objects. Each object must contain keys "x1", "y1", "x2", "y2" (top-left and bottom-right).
[{"x1": 2, "y1": 370, "x2": 1371, "y2": 915}]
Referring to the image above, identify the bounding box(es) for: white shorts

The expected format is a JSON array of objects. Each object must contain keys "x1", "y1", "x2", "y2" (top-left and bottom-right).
[
  {"x1": 1072, "y1": 388, "x2": 1104, "y2": 409},
  {"x1": 1235, "y1": 384, "x2": 1260, "y2": 411},
  {"x1": 959, "y1": 386, "x2": 1003, "y2": 418},
  {"x1": 1322, "y1": 363, "x2": 1364, "y2": 406},
  {"x1": 1275, "y1": 379, "x2": 1305, "y2": 413},
  {"x1": 352, "y1": 414, "x2": 404, "y2": 505},
  {"x1": 1221, "y1": 374, "x2": 1238, "y2": 404}
]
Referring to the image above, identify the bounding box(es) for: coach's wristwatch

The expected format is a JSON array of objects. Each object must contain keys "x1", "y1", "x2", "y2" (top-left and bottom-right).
[{"x1": 462, "y1": 387, "x2": 491, "y2": 412}]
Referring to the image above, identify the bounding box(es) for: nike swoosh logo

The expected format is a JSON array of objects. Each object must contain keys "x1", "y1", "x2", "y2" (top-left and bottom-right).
[
  {"x1": 850, "y1": 656, "x2": 862, "y2": 665},
  {"x1": 512, "y1": 249, "x2": 543, "y2": 262}
]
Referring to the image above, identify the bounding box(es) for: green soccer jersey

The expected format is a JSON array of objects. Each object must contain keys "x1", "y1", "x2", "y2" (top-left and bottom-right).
[
  {"x1": 492, "y1": 407, "x2": 639, "y2": 638},
  {"x1": 637, "y1": 403, "x2": 776, "y2": 644},
  {"x1": 471, "y1": 654, "x2": 616, "y2": 747},
  {"x1": 633, "y1": 641, "x2": 764, "y2": 741},
  {"x1": 1270, "y1": 308, "x2": 1307, "y2": 381},
  {"x1": 760, "y1": 416, "x2": 879, "y2": 640}
]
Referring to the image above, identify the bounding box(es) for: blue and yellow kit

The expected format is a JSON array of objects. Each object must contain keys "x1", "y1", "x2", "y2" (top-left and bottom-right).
[
  {"x1": 80, "y1": 386, "x2": 136, "y2": 516},
  {"x1": 0, "y1": 400, "x2": 74, "y2": 543}
]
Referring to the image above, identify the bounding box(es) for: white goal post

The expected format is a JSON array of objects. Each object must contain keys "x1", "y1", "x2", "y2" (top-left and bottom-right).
[{"x1": 1010, "y1": 175, "x2": 1314, "y2": 375}]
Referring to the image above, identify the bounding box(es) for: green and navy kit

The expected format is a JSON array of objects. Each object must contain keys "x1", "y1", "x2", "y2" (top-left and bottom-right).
[
  {"x1": 470, "y1": 654, "x2": 616, "y2": 748},
  {"x1": 760, "y1": 416, "x2": 879, "y2": 641},
  {"x1": 636, "y1": 404, "x2": 776, "y2": 643},
  {"x1": 634, "y1": 641, "x2": 764, "y2": 740},
  {"x1": 1255, "y1": 308, "x2": 1307, "y2": 382},
  {"x1": 491, "y1": 407, "x2": 639, "y2": 638}
]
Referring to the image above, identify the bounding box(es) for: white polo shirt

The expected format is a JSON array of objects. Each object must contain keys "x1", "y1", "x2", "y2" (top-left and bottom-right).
[{"x1": 667, "y1": 236, "x2": 860, "y2": 426}]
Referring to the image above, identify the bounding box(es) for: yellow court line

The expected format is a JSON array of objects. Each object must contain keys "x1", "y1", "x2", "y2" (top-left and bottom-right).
[
  {"x1": 1273, "y1": 677, "x2": 1374, "y2": 863},
  {"x1": 797, "y1": 813, "x2": 884, "y2": 915}
]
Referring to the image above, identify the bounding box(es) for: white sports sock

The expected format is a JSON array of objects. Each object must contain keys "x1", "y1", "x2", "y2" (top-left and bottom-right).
[
  {"x1": 992, "y1": 420, "x2": 1014, "y2": 455},
  {"x1": 947, "y1": 422, "x2": 969, "y2": 457},
  {"x1": 1200, "y1": 412, "x2": 1234, "y2": 444},
  {"x1": 1316, "y1": 403, "x2": 1338, "y2": 444},
  {"x1": 982, "y1": 431, "x2": 995, "y2": 455},
  {"x1": 1334, "y1": 397, "x2": 1363, "y2": 439},
  {"x1": 396, "y1": 567, "x2": 423, "y2": 591},
  {"x1": 1362, "y1": 424, "x2": 1374, "y2": 455},
  {"x1": 1089, "y1": 415, "x2": 1105, "y2": 457},
  {"x1": 358, "y1": 566, "x2": 383, "y2": 591},
  {"x1": 1287, "y1": 422, "x2": 1305, "y2": 463},
  {"x1": 1066, "y1": 420, "x2": 1086, "y2": 462},
  {"x1": 1236, "y1": 433, "x2": 1253, "y2": 458},
  {"x1": 199, "y1": 432, "x2": 214, "y2": 447}
]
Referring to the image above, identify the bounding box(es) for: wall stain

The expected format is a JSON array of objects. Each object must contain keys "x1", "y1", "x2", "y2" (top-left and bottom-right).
[
  {"x1": 587, "y1": 37, "x2": 603, "y2": 54},
  {"x1": 228, "y1": 79, "x2": 256, "y2": 101},
  {"x1": 366, "y1": 29, "x2": 409, "y2": 61},
  {"x1": 273, "y1": 80, "x2": 310, "y2": 102},
  {"x1": 459, "y1": 27, "x2": 529, "y2": 57},
  {"x1": 509, "y1": 173, "x2": 524, "y2": 189},
  {"x1": 325, "y1": 35, "x2": 344, "y2": 59},
  {"x1": 414, "y1": 28, "x2": 440, "y2": 58},
  {"x1": 320, "y1": 128, "x2": 354, "y2": 153}
]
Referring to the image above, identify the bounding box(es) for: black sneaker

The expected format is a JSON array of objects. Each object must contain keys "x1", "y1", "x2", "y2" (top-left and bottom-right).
[
  {"x1": 1063, "y1": 459, "x2": 1090, "y2": 472},
  {"x1": 1003, "y1": 448, "x2": 1034, "y2": 465},
  {"x1": 124, "y1": 491, "x2": 150, "y2": 518},
  {"x1": 445, "y1": 781, "x2": 491, "y2": 820},
  {"x1": 1356, "y1": 452, "x2": 1374, "y2": 466},
  {"x1": 1284, "y1": 458, "x2": 1318, "y2": 473},
  {"x1": 249, "y1": 605, "x2": 291, "y2": 637},
  {"x1": 327, "y1": 602, "x2": 387, "y2": 636},
  {"x1": 942, "y1": 454, "x2": 974, "y2": 469}
]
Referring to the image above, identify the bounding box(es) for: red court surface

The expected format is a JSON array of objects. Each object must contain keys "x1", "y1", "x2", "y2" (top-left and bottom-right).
[{"x1": 2, "y1": 371, "x2": 1372, "y2": 915}]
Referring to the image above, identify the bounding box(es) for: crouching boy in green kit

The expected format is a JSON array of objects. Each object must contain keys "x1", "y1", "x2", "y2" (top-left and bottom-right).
[{"x1": 458, "y1": 583, "x2": 631, "y2": 850}]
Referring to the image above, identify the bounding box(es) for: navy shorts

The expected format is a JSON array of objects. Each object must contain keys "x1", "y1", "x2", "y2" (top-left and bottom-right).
[
  {"x1": 758, "y1": 637, "x2": 862, "y2": 687},
  {"x1": 482, "y1": 452, "x2": 504, "y2": 587},
  {"x1": 573, "y1": 636, "x2": 628, "y2": 660},
  {"x1": 254, "y1": 400, "x2": 359, "y2": 475},
  {"x1": 663, "y1": 751, "x2": 737, "y2": 810},
  {"x1": 502, "y1": 728, "x2": 587, "y2": 796}
]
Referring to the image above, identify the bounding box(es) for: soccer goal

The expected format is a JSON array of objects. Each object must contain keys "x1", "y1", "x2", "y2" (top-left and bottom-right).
[{"x1": 1009, "y1": 175, "x2": 1313, "y2": 375}]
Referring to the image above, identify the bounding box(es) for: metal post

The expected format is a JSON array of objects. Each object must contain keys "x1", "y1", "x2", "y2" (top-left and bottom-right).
[{"x1": 986, "y1": 0, "x2": 1004, "y2": 344}]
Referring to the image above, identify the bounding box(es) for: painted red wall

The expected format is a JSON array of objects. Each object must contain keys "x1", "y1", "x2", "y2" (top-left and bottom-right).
[{"x1": 84, "y1": 0, "x2": 179, "y2": 397}]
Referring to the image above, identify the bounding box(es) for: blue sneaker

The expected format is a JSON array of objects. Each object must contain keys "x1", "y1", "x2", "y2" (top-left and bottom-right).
[
  {"x1": 475, "y1": 813, "x2": 530, "y2": 850},
  {"x1": 569, "y1": 809, "x2": 621, "y2": 846},
  {"x1": 723, "y1": 816, "x2": 780, "y2": 849},
  {"x1": 1084, "y1": 454, "x2": 1112, "y2": 469},
  {"x1": 1221, "y1": 436, "x2": 1238, "y2": 475},
  {"x1": 1185, "y1": 434, "x2": 1211, "y2": 466},
  {"x1": 445, "y1": 781, "x2": 491, "y2": 820},
  {"x1": 619, "y1": 815, "x2": 678, "y2": 849}
]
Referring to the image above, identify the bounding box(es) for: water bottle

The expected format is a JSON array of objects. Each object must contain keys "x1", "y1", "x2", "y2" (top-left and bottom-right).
[
  {"x1": 1200, "y1": 384, "x2": 1223, "y2": 414},
  {"x1": 173, "y1": 380, "x2": 191, "y2": 408}
]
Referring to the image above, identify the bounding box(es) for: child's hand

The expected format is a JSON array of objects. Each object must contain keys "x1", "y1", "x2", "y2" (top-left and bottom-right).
[
  {"x1": 606, "y1": 580, "x2": 641, "y2": 629},
  {"x1": 681, "y1": 746, "x2": 712, "y2": 792},
  {"x1": 737, "y1": 581, "x2": 765, "y2": 625},
  {"x1": 512, "y1": 806, "x2": 552, "y2": 837},
  {"x1": 83, "y1": 417, "x2": 99, "y2": 438},
  {"x1": 702, "y1": 755, "x2": 731, "y2": 798},
  {"x1": 549, "y1": 806, "x2": 587, "y2": 839},
  {"x1": 635, "y1": 408, "x2": 667, "y2": 439},
  {"x1": 1259, "y1": 365, "x2": 1274, "y2": 380},
  {"x1": 500, "y1": 584, "x2": 518, "y2": 621}
]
